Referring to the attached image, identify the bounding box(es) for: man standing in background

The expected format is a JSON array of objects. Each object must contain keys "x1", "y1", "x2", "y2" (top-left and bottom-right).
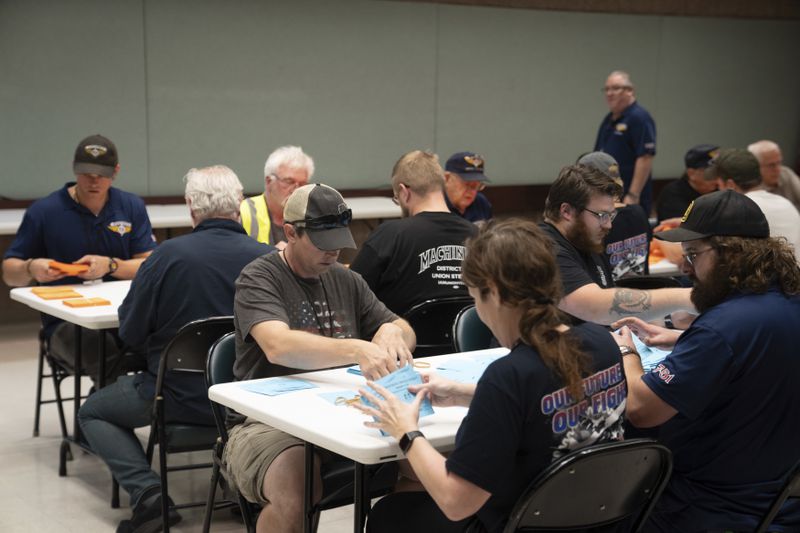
[
  {"x1": 240, "y1": 145, "x2": 314, "y2": 249},
  {"x1": 595, "y1": 70, "x2": 657, "y2": 214}
]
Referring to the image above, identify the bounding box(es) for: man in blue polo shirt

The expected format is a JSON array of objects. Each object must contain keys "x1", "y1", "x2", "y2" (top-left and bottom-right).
[
  {"x1": 613, "y1": 190, "x2": 800, "y2": 531},
  {"x1": 2, "y1": 134, "x2": 156, "y2": 383},
  {"x1": 79, "y1": 165, "x2": 273, "y2": 533},
  {"x1": 443, "y1": 151, "x2": 492, "y2": 223},
  {"x1": 594, "y1": 71, "x2": 657, "y2": 214}
]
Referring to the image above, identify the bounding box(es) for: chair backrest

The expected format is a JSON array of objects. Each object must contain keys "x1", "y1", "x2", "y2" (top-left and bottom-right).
[
  {"x1": 614, "y1": 276, "x2": 682, "y2": 290},
  {"x1": 205, "y1": 331, "x2": 237, "y2": 442},
  {"x1": 154, "y1": 316, "x2": 235, "y2": 395},
  {"x1": 452, "y1": 305, "x2": 493, "y2": 353},
  {"x1": 403, "y1": 296, "x2": 474, "y2": 357},
  {"x1": 754, "y1": 458, "x2": 800, "y2": 533},
  {"x1": 504, "y1": 439, "x2": 672, "y2": 533}
]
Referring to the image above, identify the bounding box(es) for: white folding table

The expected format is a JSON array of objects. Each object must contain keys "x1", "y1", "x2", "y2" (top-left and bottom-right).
[{"x1": 208, "y1": 347, "x2": 509, "y2": 532}]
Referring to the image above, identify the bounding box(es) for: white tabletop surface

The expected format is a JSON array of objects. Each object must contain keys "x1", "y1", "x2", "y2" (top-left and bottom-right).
[
  {"x1": 209, "y1": 347, "x2": 509, "y2": 465},
  {"x1": 9, "y1": 280, "x2": 130, "y2": 330},
  {"x1": 0, "y1": 196, "x2": 401, "y2": 235},
  {"x1": 649, "y1": 258, "x2": 681, "y2": 277}
]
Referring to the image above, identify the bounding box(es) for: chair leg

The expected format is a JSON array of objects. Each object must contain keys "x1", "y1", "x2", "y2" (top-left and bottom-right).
[
  {"x1": 51, "y1": 363, "x2": 70, "y2": 440},
  {"x1": 111, "y1": 476, "x2": 120, "y2": 508},
  {"x1": 158, "y1": 433, "x2": 170, "y2": 532},
  {"x1": 202, "y1": 460, "x2": 221, "y2": 533},
  {"x1": 33, "y1": 340, "x2": 46, "y2": 437},
  {"x1": 59, "y1": 440, "x2": 70, "y2": 476}
]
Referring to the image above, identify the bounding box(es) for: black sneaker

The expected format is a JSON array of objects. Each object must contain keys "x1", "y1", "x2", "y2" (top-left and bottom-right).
[{"x1": 116, "y1": 486, "x2": 182, "y2": 533}]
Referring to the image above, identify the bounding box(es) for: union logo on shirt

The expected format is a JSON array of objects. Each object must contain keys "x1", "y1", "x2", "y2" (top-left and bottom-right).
[
  {"x1": 107, "y1": 221, "x2": 132, "y2": 236},
  {"x1": 615, "y1": 123, "x2": 628, "y2": 132}
]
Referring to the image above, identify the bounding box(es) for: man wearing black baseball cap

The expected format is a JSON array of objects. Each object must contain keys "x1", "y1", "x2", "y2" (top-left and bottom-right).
[
  {"x1": 655, "y1": 143, "x2": 719, "y2": 222},
  {"x1": 2, "y1": 134, "x2": 156, "y2": 385},
  {"x1": 443, "y1": 151, "x2": 492, "y2": 223},
  {"x1": 227, "y1": 183, "x2": 416, "y2": 529},
  {"x1": 612, "y1": 189, "x2": 800, "y2": 530}
]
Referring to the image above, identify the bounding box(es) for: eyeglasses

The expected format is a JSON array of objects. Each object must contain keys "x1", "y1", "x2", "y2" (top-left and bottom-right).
[
  {"x1": 270, "y1": 174, "x2": 303, "y2": 188},
  {"x1": 462, "y1": 180, "x2": 486, "y2": 192},
  {"x1": 602, "y1": 85, "x2": 631, "y2": 94},
  {"x1": 582, "y1": 207, "x2": 618, "y2": 225},
  {"x1": 290, "y1": 209, "x2": 353, "y2": 230},
  {"x1": 682, "y1": 247, "x2": 714, "y2": 267}
]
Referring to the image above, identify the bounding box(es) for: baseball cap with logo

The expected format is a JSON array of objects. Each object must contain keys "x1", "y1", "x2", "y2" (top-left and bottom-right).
[
  {"x1": 284, "y1": 183, "x2": 356, "y2": 251},
  {"x1": 577, "y1": 152, "x2": 620, "y2": 180},
  {"x1": 73, "y1": 134, "x2": 118, "y2": 177},
  {"x1": 684, "y1": 144, "x2": 719, "y2": 169},
  {"x1": 445, "y1": 152, "x2": 490, "y2": 182},
  {"x1": 655, "y1": 189, "x2": 769, "y2": 242}
]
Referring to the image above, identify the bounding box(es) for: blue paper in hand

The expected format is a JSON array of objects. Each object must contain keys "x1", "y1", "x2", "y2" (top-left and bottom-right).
[
  {"x1": 630, "y1": 333, "x2": 671, "y2": 372},
  {"x1": 240, "y1": 378, "x2": 317, "y2": 396},
  {"x1": 360, "y1": 365, "x2": 434, "y2": 435},
  {"x1": 434, "y1": 353, "x2": 503, "y2": 384}
]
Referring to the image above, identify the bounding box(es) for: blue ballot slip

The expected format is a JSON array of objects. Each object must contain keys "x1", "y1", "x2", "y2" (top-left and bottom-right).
[
  {"x1": 240, "y1": 377, "x2": 317, "y2": 396},
  {"x1": 434, "y1": 352, "x2": 504, "y2": 383},
  {"x1": 630, "y1": 333, "x2": 672, "y2": 371},
  {"x1": 360, "y1": 365, "x2": 434, "y2": 435}
]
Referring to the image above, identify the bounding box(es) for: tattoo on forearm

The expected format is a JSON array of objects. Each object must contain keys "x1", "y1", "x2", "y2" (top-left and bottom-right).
[{"x1": 610, "y1": 289, "x2": 652, "y2": 317}]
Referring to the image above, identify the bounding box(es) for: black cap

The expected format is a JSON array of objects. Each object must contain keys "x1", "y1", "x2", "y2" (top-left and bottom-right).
[
  {"x1": 684, "y1": 144, "x2": 719, "y2": 169},
  {"x1": 655, "y1": 189, "x2": 769, "y2": 242},
  {"x1": 73, "y1": 134, "x2": 118, "y2": 177},
  {"x1": 445, "y1": 152, "x2": 490, "y2": 182}
]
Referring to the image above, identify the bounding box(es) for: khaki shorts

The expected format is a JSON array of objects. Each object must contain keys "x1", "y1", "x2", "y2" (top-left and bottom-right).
[{"x1": 223, "y1": 418, "x2": 304, "y2": 505}]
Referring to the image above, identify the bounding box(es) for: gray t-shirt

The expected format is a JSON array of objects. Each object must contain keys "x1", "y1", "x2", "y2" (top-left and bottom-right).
[{"x1": 233, "y1": 252, "x2": 398, "y2": 381}]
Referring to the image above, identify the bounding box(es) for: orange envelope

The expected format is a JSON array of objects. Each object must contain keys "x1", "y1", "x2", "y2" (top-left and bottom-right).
[
  {"x1": 35, "y1": 290, "x2": 83, "y2": 300},
  {"x1": 49, "y1": 261, "x2": 89, "y2": 275},
  {"x1": 63, "y1": 297, "x2": 111, "y2": 308}
]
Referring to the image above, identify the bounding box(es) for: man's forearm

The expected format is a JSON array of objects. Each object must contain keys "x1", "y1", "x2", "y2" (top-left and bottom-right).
[
  {"x1": 254, "y1": 326, "x2": 364, "y2": 370},
  {"x1": 609, "y1": 287, "x2": 693, "y2": 322},
  {"x1": 2, "y1": 258, "x2": 33, "y2": 287},
  {"x1": 628, "y1": 155, "x2": 654, "y2": 198}
]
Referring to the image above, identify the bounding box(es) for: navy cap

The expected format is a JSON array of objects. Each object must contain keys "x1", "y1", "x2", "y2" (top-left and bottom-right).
[
  {"x1": 655, "y1": 189, "x2": 769, "y2": 242},
  {"x1": 445, "y1": 152, "x2": 490, "y2": 182},
  {"x1": 684, "y1": 144, "x2": 719, "y2": 169}
]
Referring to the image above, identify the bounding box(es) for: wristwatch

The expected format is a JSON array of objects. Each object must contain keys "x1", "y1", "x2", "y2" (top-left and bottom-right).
[
  {"x1": 108, "y1": 257, "x2": 119, "y2": 275},
  {"x1": 399, "y1": 430, "x2": 425, "y2": 454},
  {"x1": 619, "y1": 345, "x2": 639, "y2": 357}
]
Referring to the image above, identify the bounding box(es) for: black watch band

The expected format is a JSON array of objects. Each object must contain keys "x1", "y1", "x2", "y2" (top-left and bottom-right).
[
  {"x1": 663, "y1": 314, "x2": 675, "y2": 329},
  {"x1": 399, "y1": 430, "x2": 425, "y2": 454}
]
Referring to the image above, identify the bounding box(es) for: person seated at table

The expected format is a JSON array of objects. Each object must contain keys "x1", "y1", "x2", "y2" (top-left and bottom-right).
[
  {"x1": 612, "y1": 189, "x2": 800, "y2": 532},
  {"x1": 2, "y1": 134, "x2": 156, "y2": 384},
  {"x1": 577, "y1": 151, "x2": 652, "y2": 280},
  {"x1": 240, "y1": 145, "x2": 314, "y2": 249},
  {"x1": 443, "y1": 151, "x2": 492, "y2": 223},
  {"x1": 356, "y1": 218, "x2": 627, "y2": 532},
  {"x1": 226, "y1": 183, "x2": 416, "y2": 533},
  {"x1": 539, "y1": 164, "x2": 694, "y2": 325},
  {"x1": 77, "y1": 165, "x2": 272, "y2": 533},
  {"x1": 350, "y1": 150, "x2": 477, "y2": 315}
]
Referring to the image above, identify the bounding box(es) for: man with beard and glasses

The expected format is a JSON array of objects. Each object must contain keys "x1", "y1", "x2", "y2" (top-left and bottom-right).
[
  {"x1": 351, "y1": 150, "x2": 477, "y2": 316},
  {"x1": 612, "y1": 189, "x2": 800, "y2": 532},
  {"x1": 540, "y1": 165, "x2": 693, "y2": 325}
]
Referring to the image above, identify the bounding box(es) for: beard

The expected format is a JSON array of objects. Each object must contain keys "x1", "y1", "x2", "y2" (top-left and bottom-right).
[
  {"x1": 566, "y1": 217, "x2": 607, "y2": 255},
  {"x1": 690, "y1": 271, "x2": 732, "y2": 313}
]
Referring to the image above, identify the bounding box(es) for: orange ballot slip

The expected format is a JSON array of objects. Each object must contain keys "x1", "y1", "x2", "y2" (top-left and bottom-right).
[
  {"x1": 48, "y1": 261, "x2": 89, "y2": 275},
  {"x1": 31, "y1": 287, "x2": 83, "y2": 300},
  {"x1": 63, "y1": 297, "x2": 111, "y2": 308}
]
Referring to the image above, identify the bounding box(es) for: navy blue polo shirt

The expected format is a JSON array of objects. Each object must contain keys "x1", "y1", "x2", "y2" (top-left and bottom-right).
[
  {"x1": 594, "y1": 101, "x2": 657, "y2": 212},
  {"x1": 445, "y1": 192, "x2": 492, "y2": 223},
  {"x1": 5, "y1": 183, "x2": 156, "y2": 333}
]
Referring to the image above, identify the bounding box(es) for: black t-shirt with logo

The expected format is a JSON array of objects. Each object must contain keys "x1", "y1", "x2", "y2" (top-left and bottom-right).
[{"x1": 350, "y1": 212, "x2": 478, "y2": 315}]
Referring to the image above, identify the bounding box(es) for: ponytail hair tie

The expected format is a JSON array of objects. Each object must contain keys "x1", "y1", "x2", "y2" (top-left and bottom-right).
[{"x1": 536, "y1": 297, "x2": 554, "y2": 305}]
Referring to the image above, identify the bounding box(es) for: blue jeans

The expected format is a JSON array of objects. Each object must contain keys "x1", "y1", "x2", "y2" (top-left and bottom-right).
[{"x1": 77, "y1": 374, "x2": 159, "y2": 507}]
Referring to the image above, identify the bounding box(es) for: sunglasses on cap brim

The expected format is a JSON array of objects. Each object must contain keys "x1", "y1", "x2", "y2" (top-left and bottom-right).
[{"x1": 290, "y1": 209, "x2": 353, "y2": 230}]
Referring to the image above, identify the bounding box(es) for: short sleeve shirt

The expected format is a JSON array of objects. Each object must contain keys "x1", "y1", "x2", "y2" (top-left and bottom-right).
[
  {"x1": 539, "y1": 221, "x2": 614, "y2": 296},
  {"x1": 445, "y1": 193, "x2": 492, "y2": 223},
  {"x1": 604, "y1": 204, "x2": 651, "y2": 279},
  {"x1": 233, "y1": 252, "x2": 398, "y2": 381},
  {"x1": 656, "y1": 175, "x2": 701, "y2": 222},
  {"x1": 446, "y1": 322, "x2": 626, "y2": 532}
]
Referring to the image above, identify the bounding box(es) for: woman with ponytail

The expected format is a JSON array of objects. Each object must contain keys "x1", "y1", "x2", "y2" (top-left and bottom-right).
[{"x1": 356, "y1": 219, "x2": 627, "y2": 533}]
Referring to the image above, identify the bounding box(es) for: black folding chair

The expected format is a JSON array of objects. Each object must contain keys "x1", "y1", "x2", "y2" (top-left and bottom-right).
[
  {"x1": 754, "y1": 458, "x2": 800, "y2": 533},
  {"x1": 33, "y1": 327, "x2": 73, "y2": 438},
  {"x1": 452, "y1": 305, "x2": 493, "y2": 353},
  {"x1": 496, "y1": 439, "x2": 672, "y2": 533},
  {"x1": 203, "y1": 331, "x2": 398, "y2": 532},
  {"x1": 143, "y1": 316, "x2": 236, "y2": 532},
  {"x1": 404, "y1": 296, "x2": 474, "y2": 357}
]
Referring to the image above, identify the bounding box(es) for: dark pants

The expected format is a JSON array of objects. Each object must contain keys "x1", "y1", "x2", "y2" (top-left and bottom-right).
[
  {"x1": 48, "y1": 322, "x2": 126, "y2": 385},
  {"x1": 366, "y1": 491, "x2": 483, "y2": 533}
]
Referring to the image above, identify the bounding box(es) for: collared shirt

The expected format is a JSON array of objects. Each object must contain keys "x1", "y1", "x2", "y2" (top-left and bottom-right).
[
  {"x1": 119, "y1": 218, "x2": 273, "y2": 424},
  {"x1": 445, "y1": 192, "x2": 492, "y2": 223}
]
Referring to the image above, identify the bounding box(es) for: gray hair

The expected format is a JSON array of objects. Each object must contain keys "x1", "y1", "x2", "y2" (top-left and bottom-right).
[
  {"x1": 183, "y1": 165, "x2": 243, "y2": 221},
  {"x1": 263, "y1": 145, "x2": 315, "y2": 179},
  {"x1": 609, "y1": 70, "x2": 633, "y2": 89},
  {"x1": 748, "y1": 140, "x2": 781, "y2": 160}
]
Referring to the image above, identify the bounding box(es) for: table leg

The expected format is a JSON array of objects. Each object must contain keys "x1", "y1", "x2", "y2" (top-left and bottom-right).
[
  {"x1": 97, "y1": 329, "x2": 106, "y2": 389},
  {"x1": 354, "y1": 462, "x2": 368, "y2": 533},
  {"x1": 304, "y1": 441, "x2": 314, "y2": 533},
  {"x1": 72, "y1": 324, "x2": 83, "y2": 444}
]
